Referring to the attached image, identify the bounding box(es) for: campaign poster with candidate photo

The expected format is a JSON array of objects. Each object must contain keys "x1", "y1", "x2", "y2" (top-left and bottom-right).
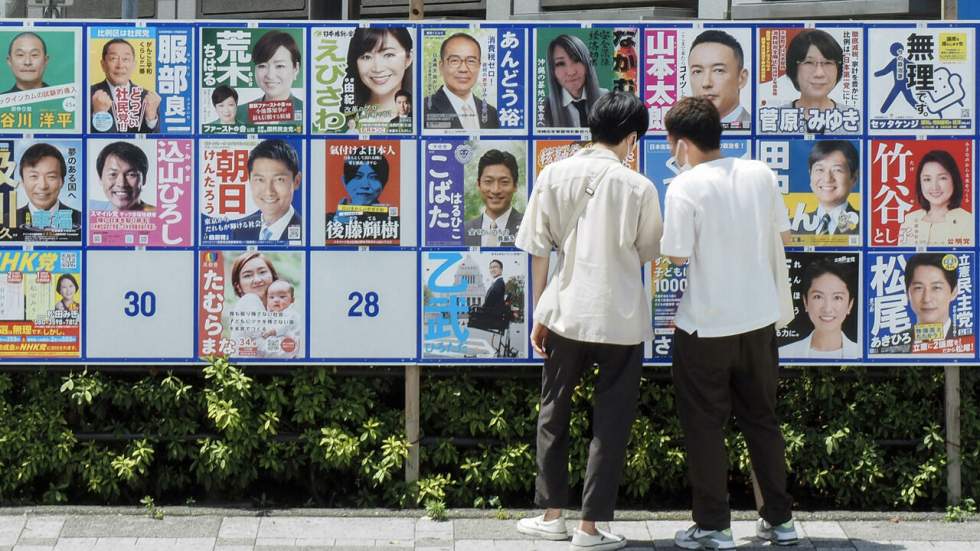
[
  {"x1": 756, "y1": 26, "x2": 862, "y2": 135},
  {"x1": 198, "y1": 250, "x2": 305, "y2": 360},
  {"x1": 88, "y1": 25, "x2": 193, "y2": 135},
  {"x1": 534, "y1": 26, "x2": 639, "y2": 135},
  {"x1": 867, "y1": 252, "x2": 975, "y2": 358},
  {"x1": 423, "y1": 139, "x2": 527, "y2": 248},
  {"x1": 0, "y1": 249, "x2": 81, "y2": 358},
  {"x1": 778, "y1": 252, "x2": 862, "y2": 361},
  {"x1": 867, "y1": 27, "x2": 975, "y2": 135},
  {"x1": 0, "y1": 139, "x2": 81, "y2": 243},
  {"x1": 644, "y1": 26, "x2": 753, "y2": 133},
  {"x1": 421, "y1": 25, "x2": 527, "y2": 135},
  {"x1": 310, "y1": 25, "x2": 416, "y2": 135},
  {"x1": 199, "y1": 138, "x2": 304, "y2": 247},
  {"x1": 87, "y1": 138, "x2": 193, "y2": 247},
  {"x1": 533, "y1": 139, "x2": 639, "y2": 176},
  {"x1": 200, "y1": 27, "x2": 305, "y2": 134},
  {"x1": 0, "y1": 27, "x2": 81, "y2": 134},
  {"x1": 869, "y1": 139, "x2": 974, "y2": 248},
  {"x1": 421, "y1": 251, "x2": 526, "y2": 360},
  {"x1": 758, "y1": 139, "x2": 862, "y2": 247},
  {"x1": 321, "y1": 139, "x2": 403, "y2": 246}
]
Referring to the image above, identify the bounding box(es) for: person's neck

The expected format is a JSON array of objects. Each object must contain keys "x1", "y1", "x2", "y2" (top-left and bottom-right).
[
  {"x1": 810, "y1": 327, "x2": 843, "y2": 352},
  {"x1": 593, "y1": 141, "x2": 630, "y2": 163},
  {"x1": 924, "y1": 204, "x2": 950, "y2": 222},
  {"x1": 821, "y1": 201, "x2": 847, "y2": 213},
  {"x1": 263, "y1": 92, "x2": 291, "y2": 102},
  {"x1": 262, "y1": 209, "x2": 289, "y2": 226},
  {"x1": 485, "y1": 209, "x2": 507, "y2": 222},
  {"x1": 370, "y1": 93, "x2": 397, "y2": 115},
  {"x1": 797, "y1": 95, "x2": 835, "y2": 111},
  {"x1": 445, "y1": 86, "x2": 472, "y2": 102},
  {"x1": 689, "y1": 147, "x2": 723, "y2": 167},
  {"x1": 15, "y1": 81, "x2": 41, "y2": 91}
]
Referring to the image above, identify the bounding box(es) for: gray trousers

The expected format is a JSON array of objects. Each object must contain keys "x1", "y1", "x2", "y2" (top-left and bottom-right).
[{"x1": 534, "y1": 331, "x2": 643, "y2": 521}]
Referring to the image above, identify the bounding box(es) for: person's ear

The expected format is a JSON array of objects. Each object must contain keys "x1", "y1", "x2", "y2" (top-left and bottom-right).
[
  {"x1": 738, "y1": 67, "x2": 748, "y2": 90},
  {"x1": 293, "y1": 172, "x2": 302, "y2": 190}
]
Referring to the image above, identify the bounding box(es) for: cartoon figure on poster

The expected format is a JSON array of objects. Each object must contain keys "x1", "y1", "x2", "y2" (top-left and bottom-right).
[
  {"x1": 424, "y1": 139, "x2": 527, "y2": 247},
  {"x1": 757, "y1": 27, "x2": 862, "y2": 134},
  {"x1": 868, "y1": 252, "x2": 975, "y2": 357},
  {"x1": 198, "y1": 250, "x2": 305, "y2": 359},
  {"x1": 758, "y1": 139, "x2": 861, "y2": 247},
  {"x1": 422, "y1": 251, "x2": 526, "y2": 359},
  {"x1": 0, "y1": 250, "x2": 81, "y2": 358},
  {"x1": 535, "y1": 26, "x2": 637, "y2": 133},
  {"x1": 87, "y1": 139, "x2": 193, "y2": 246},
  {"x1": 778, "y1": 253, "x2": 861, "y2": 360},
  {"x1": 325, "y1": 140, "x2": 401, "y2": 245},
  {"x1": 0, "y1": 140, "x2": 81, "y2": 242},
  {"x1": 870, "y1": 139, "x2": 974, "y2": 248},
  {"x1": 645, "y1": 27, "x2": 752, "y2": 132},
  {"x1": 201, "y1": 28, "x2": 304, "y2": 134},
  {"x1": 0, "y1": 28, "x2": 81, "y2": 133},
  {"x1": 868, "y1": 28, "x2": 975, "y2": 133},
  {"x1": 199, "y1": 138, "x2": 304, "y2": 246}
]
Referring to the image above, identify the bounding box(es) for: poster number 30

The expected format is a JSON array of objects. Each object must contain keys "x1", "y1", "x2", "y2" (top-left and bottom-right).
[{"x1": 124, "y1": 291, "x2": 157, "y2": 317}]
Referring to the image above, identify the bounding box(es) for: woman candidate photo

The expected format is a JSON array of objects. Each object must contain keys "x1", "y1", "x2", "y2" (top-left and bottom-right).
[
  {"x1": 54, "y1": 273, "x2": 80, "y2": 314},
  {"x1": 227, "y1": 252, "x2": 300, "y2": 358},
  {"x1": 237, "y1": 31, "x2": 303, "y2": 125},
  {"x1": 898, "y1": 149, "x2": 973, "y2": 247},
  {"x1": 541, "y1": 34, "x2": 608, "y2": 128},
  {"x1": 345, "y1": 27, "x2": 414, "y2": 132},
  {"x1": 779, "y1": 259, "x2": 859, "y2": 359}
]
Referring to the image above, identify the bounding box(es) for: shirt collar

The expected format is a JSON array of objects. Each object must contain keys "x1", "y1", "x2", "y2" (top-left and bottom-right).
[
  {"x1": 816, "y1": 202, "x2": 848, "y2": 231},
  {"x1": 481, "y1": 207, "x2": 512, "y2": 230},
  {"x1": 720, "y1": 104, "x2": 746, "y2": 124},
  {"x1": 443, "y1": 86, "x2": 476, "y2": 111},
  {"x1": 561, "y1": 87, "x2": 588, "y2": 107},
  {"x1": 28, "y1": 202, "x2": 58, "y2": 215},
  {"x1": 261, "y1": 206, "x2": 296, "y2": 239},
  {"x1": 573, "y1": 146, "x2": 620, "y2": 164}
]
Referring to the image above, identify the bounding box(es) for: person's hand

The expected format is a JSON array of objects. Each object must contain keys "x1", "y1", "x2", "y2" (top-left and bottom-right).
[
  {"x1": 92, "y1": 89, "x2": 112, "y2": 113},
  {"x1": 262, "y1": 329, "x2": 275, "y2": 338},
  {"x1": 144, "y1": 90, "x2": 162, "y2": 120},
  {"x1": 531, "y1": 322, "x2": 549, "y2": 358}
]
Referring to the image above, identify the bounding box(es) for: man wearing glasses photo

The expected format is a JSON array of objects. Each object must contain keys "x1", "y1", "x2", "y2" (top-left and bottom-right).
[{"x1": 424, "y1": 32, "x2": 500, "y2": 130}]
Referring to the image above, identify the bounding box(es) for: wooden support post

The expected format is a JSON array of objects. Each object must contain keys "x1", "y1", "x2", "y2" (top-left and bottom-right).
[
  {"x1": 945, "y1": 365, "x2": 962, "y2": 506},
  {"x1": 405, "y1": 364, "x2": 420, "y2": 483},
  {"x1": 410, "y1": 0, "x2": 424, "y2": 20}
]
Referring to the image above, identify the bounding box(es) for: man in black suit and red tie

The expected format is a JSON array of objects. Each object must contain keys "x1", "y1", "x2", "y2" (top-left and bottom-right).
[
  {"x1": 90, "y1": 38, "x2": 161, "y2": 133},
  {"x1": 424, "y1": 33, "x2": 499, "y2": 131}
]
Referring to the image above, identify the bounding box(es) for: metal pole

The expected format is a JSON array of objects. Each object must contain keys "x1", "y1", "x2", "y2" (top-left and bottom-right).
[
  {"x1": 405, "y1": 365, "x2": 420, "y2": 483},
  {"x1": 121, "y1": 0, "x2": 137, "y2": 19}
]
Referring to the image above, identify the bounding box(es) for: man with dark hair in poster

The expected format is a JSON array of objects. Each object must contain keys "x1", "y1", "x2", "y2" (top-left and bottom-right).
[
  {"x1": 464, "y1": 149, "x2": 522, "y2": 247},
  {"x1": 230, "y1": 139, "x2": 302, "y2": 242}
]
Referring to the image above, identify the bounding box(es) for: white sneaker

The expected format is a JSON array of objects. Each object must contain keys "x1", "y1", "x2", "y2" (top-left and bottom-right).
[
  {"x1": 570, "y1": 527, "x2": 627, "y2": 550},
  {"x1": 516, "y1": 513, "x2": 568, "y2": 540},
  {"x1": 674, "y1": 524, "x2": 736, "y2": 550}
]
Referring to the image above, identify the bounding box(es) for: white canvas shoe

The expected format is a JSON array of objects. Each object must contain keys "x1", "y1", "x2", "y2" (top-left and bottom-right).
[
  {"x1": 569, "y1": 527, "x2": 627, "y2": 550},
  {"x1": 516, "y1": 513, "x2": 569, "y2": 540}
]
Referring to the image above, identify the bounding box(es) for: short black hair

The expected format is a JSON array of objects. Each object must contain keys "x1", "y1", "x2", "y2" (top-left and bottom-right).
[
  {"x1": 664, "y1": 96, "x2": 721, "y2": 152},
  {"x1": 19, "y1": 142, "x2": 66, "y2": 180},
  {"x1": 248, "y1": 139, "x2": 300, "y2": 177},
  {"x1": 253, "y1": 30, "x2": 301, "y2": 66},
  {"x1": 101, "y1": 38, "x2": 134, "y2": 59},
  {"x1": 905, "y1": 253, "x2": 957, "y2": 291},
  {"x1": 786, "y1": 29, "x2": 843, "y2": 91},
  {"x1": 802, "y1": 258, "x2": 854, "y2": 302},
  {"x1": 489, "y1": 259, "x2": 503, "y2": 270},
  {"x1": 477, "y1": 149, "x2": 518, "y2": 183},
  {"x1": 211, "y1": 85, "x2": 238, "y2": 106},
  {"x1": 690, "y1": 29, "x2": 744, "y2": 70},
  {"x1": 96, "y1": 141, "x2": 148, "y2": 180},
  {"x1": 439, "y1": 32, "x2": 481, "y2": 60},
  {"x1": 808, "y1": 140, "x2": 859, "y2": 178},
  {"x1": 7, "y1": 31, "x2": 47, "y2": 57},
  {"x1": 56, "y1": 273, "x2": 78, "y2": 293},
  {"x1": 343, "y1": 151, "x2": 389, "y2": 187},
  {"x1": 915, "y1": 150, "x2": 963, "y2": 211},
  {"x1": 395, "y1": 90, "x2": 412, "y2": 102},
  {"x1": 588, "y1": 91, "x2": 648, "y2": 146}
]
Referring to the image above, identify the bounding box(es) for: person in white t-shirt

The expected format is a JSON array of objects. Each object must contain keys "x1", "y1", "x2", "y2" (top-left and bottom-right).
[
  {"x1": 660, "y1": 97, "x2": 798, "y2": 550},
  {"x1": 514, "y1": 91, "x2": 662, "y2": 551}
]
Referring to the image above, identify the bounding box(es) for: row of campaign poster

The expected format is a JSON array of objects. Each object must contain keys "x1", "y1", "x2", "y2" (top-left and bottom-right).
[
  {"x1": 0, "y1": 248, "x2": 974, "y2": 363},
  {"x1": 0, "y1": 136, "x2": 975, "y2": 249},
  {"x1": 0, "y1": 22, "x2": 977, "y2": 136}
]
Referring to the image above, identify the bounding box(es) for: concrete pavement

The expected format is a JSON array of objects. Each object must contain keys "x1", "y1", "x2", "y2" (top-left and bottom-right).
[{"x1": 0, "y1": 510, "x2": 977, "y2": 550}]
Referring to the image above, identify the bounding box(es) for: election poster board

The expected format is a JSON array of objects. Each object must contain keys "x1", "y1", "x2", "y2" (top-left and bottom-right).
[
  {"x1": 756, "y1": 26, "x2": 863, "y2": 135},
  {"x1": 534, "y1": 139, "x2": 639, "y2": 175},
  {"x1": 644, "y1": 25, "x2": 753, "y2": 133},
  {"x1": 310, "y1": 24, "x2": 416, "y2": 135},
  {"x1": 867, "y1": 26, "x2": 975, "y2": 135},
  {"x1": 533, "y1": 25, "x2": 639, "y2": 134},
  {"x1": 87, "y1": 25, "x2": 194, "y2": 135},
  {"x1": 198, "y1": 250, "x2": 306, "y2": 360},
  {"x1": 421, "y1": 25, "x2": 527, "y2": 135},
  {"x1": 0, "y1": 138, "x2": 82, "y2": 243},
  {"x1": 200, "y1": 26, "x2": 305, "y2": 135},
  {"x1": 421, "y1": 251, "x2": 526, "y2": 359},
  {"x1": 867, "y1": 252, "x2": 975, "y2": 359},
  {"x1": 757, "y1": 138, "x2": 862, "y2": 247},
  {"x1": 423, "y1": 139, "x2": 527, "y2": 248},
  {"x1": 0, "y1": 249, "x2": 81, "y2": 358},
  {"x1": 0, "y1": 26, "x2": 81, "y2": 134},
  {"x1": 778, "y1": 251, "x2": 862, "y2": 361},
  {"x1": 87, "y1": 138, "x2": 193, "y2": 247},
  {"x1": 199, "y1": 138, "x2": 305, "y2": 247},
  {"x1": 869, "y1": 139, "x2": 974, "y2": 248}
]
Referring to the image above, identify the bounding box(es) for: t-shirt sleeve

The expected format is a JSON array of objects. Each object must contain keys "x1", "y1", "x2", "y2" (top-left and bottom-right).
[
  {"x1": 660, "y1": 189, "x2": 696, "y2": 258},
  {"x1": 515, "y1": 172, "x2": 558, "y2": 257},
  {"x1": 635, "y1": 184, "x2": 663, "y2": 264},
  {"x1": 770, "y1": 169, "x2": 791, "y2": 233}
]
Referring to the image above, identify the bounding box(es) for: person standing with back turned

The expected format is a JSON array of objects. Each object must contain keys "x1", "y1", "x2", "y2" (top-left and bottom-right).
[
  {"x1": 514, "y1": 91, "x2": 663, "y2": 551},
  {"x1": 661, "y1": 96, "x2": 799, "y2": 550}
]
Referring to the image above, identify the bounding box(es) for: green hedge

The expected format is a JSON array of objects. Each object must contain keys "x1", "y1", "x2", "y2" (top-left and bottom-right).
[{"x1": 0, "y1": 360, "x2": 976, "y2": 511}]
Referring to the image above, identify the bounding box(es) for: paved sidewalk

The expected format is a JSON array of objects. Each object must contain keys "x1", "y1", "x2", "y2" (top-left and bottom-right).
[{"x1": 0, "y1": 511, "x2": 978, "y2": 550}]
